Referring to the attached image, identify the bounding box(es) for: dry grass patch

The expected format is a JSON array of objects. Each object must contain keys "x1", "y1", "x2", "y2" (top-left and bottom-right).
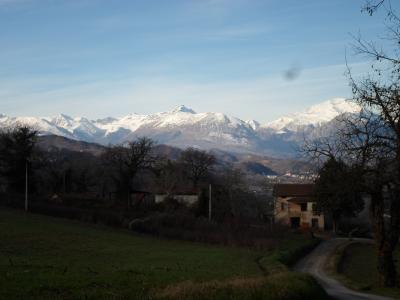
[
  {"x1": 155, "y1": 277, "x2": 265, "y2": 299},
  {"x1": 154, "y1": 272, "x2": 328, "y2": 300}
]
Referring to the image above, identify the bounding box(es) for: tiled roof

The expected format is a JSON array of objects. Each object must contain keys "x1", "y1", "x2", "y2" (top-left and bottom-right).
[{"x1": 273, "y1": 184, "x2": 314, "y2": 197}]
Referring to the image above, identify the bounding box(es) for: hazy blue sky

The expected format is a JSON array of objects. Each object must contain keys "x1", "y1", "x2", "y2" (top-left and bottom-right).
[{"x1": 0, "y1": 0, "x2": 398, "y2": 123}]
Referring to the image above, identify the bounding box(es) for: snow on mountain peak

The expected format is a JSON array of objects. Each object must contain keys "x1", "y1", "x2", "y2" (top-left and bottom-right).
[
  {"x1": 48, "y1": 113, "x2": 74, "y2": 128},
  {"x1": 246, "y1": 120, "x2": 260, "y2": 130},
  {"x1": 264, "y1": 98, "x2": 361, "y2": 131},
  {"x1": 0, "y1": 99, "x2": 363, "y2": 157},
  {"x1": 307, "y1": 98, "x2": 360, "y2": 115},
  {"x1": 171, "y1": 105, "x2": 196, "y2": 114}
]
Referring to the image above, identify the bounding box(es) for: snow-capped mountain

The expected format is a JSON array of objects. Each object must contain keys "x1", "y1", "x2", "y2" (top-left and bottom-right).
[
  {"x1": 0, "y1": 98, "x2": 359, "y2": 157},
  {"x1": 264, "y1": 98, "x2": 360, "y2": 132}
]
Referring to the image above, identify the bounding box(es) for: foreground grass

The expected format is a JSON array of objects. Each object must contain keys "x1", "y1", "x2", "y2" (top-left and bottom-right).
[
  {"x1": 155, "y1": 272, "x2": 327, "y2": 300},
  {"x1": 336, "y1": 242, "x2": 400, "y2": 299},
  {"x1": 0, "y1": 208, "x2": 327, "y2": 299}
]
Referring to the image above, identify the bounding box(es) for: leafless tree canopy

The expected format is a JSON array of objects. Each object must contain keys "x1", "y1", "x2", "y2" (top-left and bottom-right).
[
  {"x1": 102, "y1": 137, "x2": 156, "y2": 198},
  {"x1": 179, "y1": 147, "x2": 215, "y2": 187}
]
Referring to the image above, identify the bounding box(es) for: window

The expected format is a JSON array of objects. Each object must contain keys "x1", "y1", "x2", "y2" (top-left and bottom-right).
[
  {"x1": 312, "y1": 203, "x2": 319, "y2": 215},
  {"x1": 300, "y1": 203, "x2": 307, "y2": 211},
  {"x1": 290, "y1": 217, "x2": 300, "y2": 228}
]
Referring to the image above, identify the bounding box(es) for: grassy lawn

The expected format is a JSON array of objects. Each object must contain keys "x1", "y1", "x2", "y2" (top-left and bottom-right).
[
  {"x1": 336, "y1": 242, "x2": 400, "y2": 299},
  {"x1": 0, "y1": 208, "x2": 326, "y2": 300}
]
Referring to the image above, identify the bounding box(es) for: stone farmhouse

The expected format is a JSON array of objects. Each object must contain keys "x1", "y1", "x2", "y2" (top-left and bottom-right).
[{"x1": 273, "y1": 183, "x2": 325, "y2": 230}]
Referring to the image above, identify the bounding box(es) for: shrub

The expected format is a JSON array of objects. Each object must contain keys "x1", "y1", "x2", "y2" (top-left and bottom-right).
[
  {"x1": 277, "y1": 238, "x2": 320, "y2": 267},
  {"x1": 129, "y1": 212, "x2": 284, "y2": 250}
]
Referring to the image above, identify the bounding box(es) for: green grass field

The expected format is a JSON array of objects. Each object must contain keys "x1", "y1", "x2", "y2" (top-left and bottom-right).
[
  {"x1": 0, "y1": 208, "x2": 327, "y2": 300},
  {"x1": 337, "y1": 242, "x2": 400, "y2": 299}
]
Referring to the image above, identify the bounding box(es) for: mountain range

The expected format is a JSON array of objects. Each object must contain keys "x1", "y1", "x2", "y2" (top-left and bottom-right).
[{"x1": 0, "y1": 98, "x2": 360, "y2": 158}]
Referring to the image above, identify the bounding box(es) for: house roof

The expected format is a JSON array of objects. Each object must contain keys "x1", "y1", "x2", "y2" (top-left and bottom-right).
[
  {"x1": 156, "y1": 193, "x2": 199, "y2": 196},
  {"x1": 273, "y1": 184, "x2": 315, "y2": 197},
  {"x1": 131, "y1": 190, "x2": 151, "y2": 194},
  {"x1": 287, "y1": 197, "x2": 313, "y2": 203},
  {"x1": 155, "y1": 188, "x2": 199, "y2": 196}
]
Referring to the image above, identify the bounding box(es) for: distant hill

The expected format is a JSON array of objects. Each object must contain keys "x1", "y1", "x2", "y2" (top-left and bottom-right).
[
  {"x1": 240, "y1": 161, "x2": 278, "y2": 176},
  {"x1": 37, "y1": 135, "x2": 106, "y2": 156},
  {"x1": 36, "y1": 135, "x2": 312, "y2": 176}
]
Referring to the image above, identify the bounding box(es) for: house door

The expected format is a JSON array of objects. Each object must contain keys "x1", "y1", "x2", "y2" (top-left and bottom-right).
[
  {"x1": 290, "y1": 217, "x2": 300, "y2": 229},
  {"x1": 312, "y1": 218, "x2": 319, "y2": 229}
]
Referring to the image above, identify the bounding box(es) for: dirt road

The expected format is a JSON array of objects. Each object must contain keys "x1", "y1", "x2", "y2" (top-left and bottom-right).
[{"x1": 294, "y1": 238, "x2": 393, "y2": 300}]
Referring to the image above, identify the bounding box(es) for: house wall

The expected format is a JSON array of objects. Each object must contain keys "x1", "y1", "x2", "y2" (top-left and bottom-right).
[
  {"x1": 130, "y1": 193, "x2": 154, "y2": 207},
  {"x1": 275, "y1": 197, "x2": 324, "y2": 230},
  {"x1": 155, "y1": 194, "x2": 199, "y2": 206}
]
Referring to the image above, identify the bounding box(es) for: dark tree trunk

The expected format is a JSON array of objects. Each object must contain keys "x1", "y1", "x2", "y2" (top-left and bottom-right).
[
  {"x1": 377, "y1": 245, "x2": 397, "y2": 287},
  {"x1": 332, "y1": 214, "x2": 339, "y2": 235},
  {"x1": 332, "y1": 219, "x2": 337, "y2": 235},
  {"x1": 370, "y1": 189, "x2": 397, "y2": 287}
]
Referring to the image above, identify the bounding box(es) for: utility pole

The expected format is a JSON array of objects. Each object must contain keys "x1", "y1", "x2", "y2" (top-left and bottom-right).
[
  {"x1": 208, "y1": 184, "x2": 212, "y2": 221},
  {"x1": 25, "y1": 159, "x2": 28, "y2": 212},
  {"x1": 63, "y1": 171, "x2": 66, "y2": 194}
]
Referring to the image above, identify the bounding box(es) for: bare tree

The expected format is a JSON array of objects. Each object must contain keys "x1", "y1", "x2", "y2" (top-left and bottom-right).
[
  {"x1": 221, "y1": 167, "x2": 244, "y2": 204},
  {"x1": 304, "y1": 105, "x2": 400, "y2": 286},
  {"x1": 179, "y1": 148, "x2": 215, "y2": 188},
  {"x1": 314, "y1": 158, "x2": 364, "y2": 233},
  {"x1": 362, "y1": 0, "x2": 389, "y2": 16},
  {"x1": 304, "y1": 1, "x2": 400, "y2": 286},
  {"x1": 154, "y1": 158, "x2": 186, "y2": 196},
  {"x1": 39, "y1": 148, "x2": 71, "y2": 194},
  {"x1": 102, "y1": 137, "x2": 156, "y2": 206},
  {"x1": 346, "y1": 1, "x2": 400, "y2": 285}
]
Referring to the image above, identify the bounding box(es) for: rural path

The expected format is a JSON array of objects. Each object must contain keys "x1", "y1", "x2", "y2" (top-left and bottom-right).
[{"x1": 294, "y1": 238, "x2": 394, "y2": 300}]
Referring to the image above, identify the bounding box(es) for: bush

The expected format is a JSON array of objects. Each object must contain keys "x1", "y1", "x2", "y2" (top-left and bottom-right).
[
  {"x1": 129, "y1": 212, "x2": 283, "y2": 249},
  {"x1": 336, "y1": 219, "x2": 372, "y2": 238},
  {"x1": 277, "y1": 238, "x2": 320, "y2": 267}
]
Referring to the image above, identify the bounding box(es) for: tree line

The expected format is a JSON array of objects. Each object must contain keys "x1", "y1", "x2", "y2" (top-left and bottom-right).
[{"x1": 0, "y1": 126, "x2": 268, "y2": 224}]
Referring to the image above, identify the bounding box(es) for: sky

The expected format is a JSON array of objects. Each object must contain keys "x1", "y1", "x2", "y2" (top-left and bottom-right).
[{"x1": 0, "y1": 0, "x2": 398, "y2": 123}]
